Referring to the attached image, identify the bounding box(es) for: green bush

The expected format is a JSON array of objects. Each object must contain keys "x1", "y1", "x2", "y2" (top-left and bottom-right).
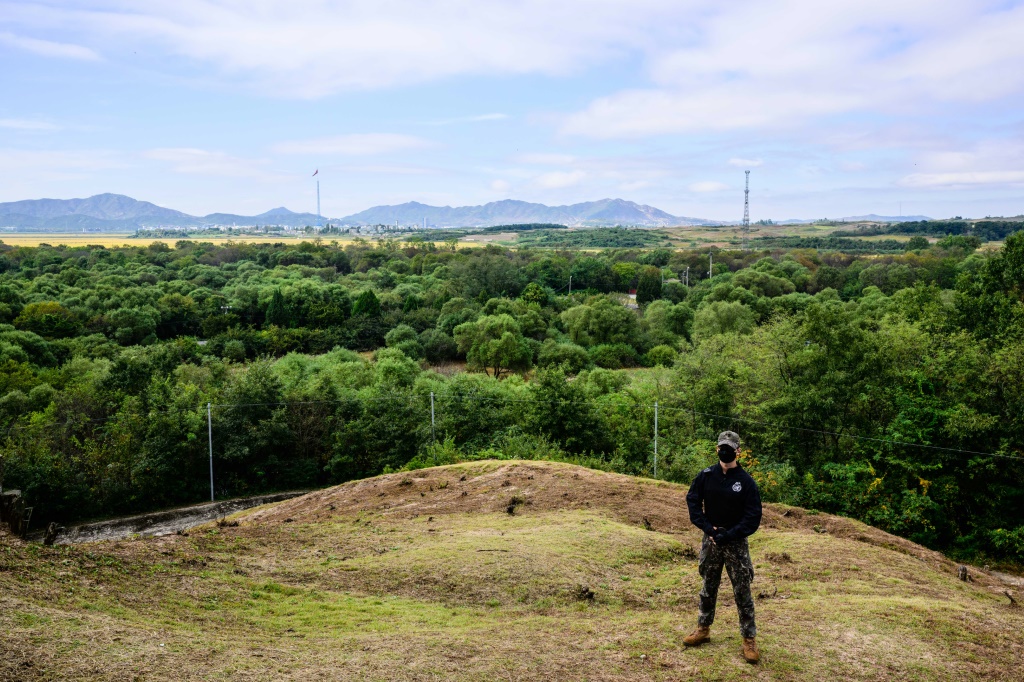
[
  {"x1": 645, "y1": 344, "x2": 678, "y2": 367},
  {"x1": 989, "y1": 527, "x2": 1024, "y2": 563},
  {"x1": 537, "y1": 341, "x2": 591, "y2": 374},
  {"x1": 588, "y1": 343, "x2": 638, "y2": 369}
]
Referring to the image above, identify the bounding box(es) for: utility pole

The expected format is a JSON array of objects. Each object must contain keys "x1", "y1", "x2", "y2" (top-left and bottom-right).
[
  {"x1": 685, "y1": 266, "x2": 689, "y2": 287},
  {"x1": 742, "y1": 170, "x2": 750, "y2": 250},
  {"x1": 430, "y1": 392, "x2": 436, "y2": 445},
  {"x1": 653, "y1": 401, "x2": 659, "y2": 479},
  {"x1": 568, "y1": 275, "x2": 572, "y2": 295},
  {"x1": 207, "y1": 402, "x2": 214, "y2": 502}
]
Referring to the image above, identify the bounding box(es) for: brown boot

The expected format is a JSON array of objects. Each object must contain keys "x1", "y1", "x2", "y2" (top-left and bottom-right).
[
  {"x1": 742, "y1": 637, "x2": 760, "y2": 664},
  {"x1": 683, "y1": 626, "x2": 711, "y2": 647}
]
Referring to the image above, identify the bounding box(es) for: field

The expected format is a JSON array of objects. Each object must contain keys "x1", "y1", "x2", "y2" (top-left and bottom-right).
[
  {"x1": 0, "y1": 233, "x2": 362, "y2": 248},
  {"x1": 3, "y1": 460, "x2": 1022, "y2": 681},
  {"x1": 1, "y1": 222, "x2": 902, "y2": 250}
]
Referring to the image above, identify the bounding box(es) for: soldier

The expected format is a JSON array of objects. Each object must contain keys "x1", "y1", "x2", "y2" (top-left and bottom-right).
[{"x1": 682, "y1": 430, "x2": 762, "y2": 664}]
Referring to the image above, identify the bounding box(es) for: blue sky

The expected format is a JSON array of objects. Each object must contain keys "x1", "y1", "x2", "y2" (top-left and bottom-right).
[{"x1": 1, "y1": 0, "x2": 1023, "y2": 221}]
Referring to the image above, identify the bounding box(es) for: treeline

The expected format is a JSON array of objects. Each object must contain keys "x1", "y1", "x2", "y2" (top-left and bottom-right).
[
  {"x1": 834, "y1": 220, "x2": 1024, "y2": 242},
  {"x1": 517, "y1": 227, "x2": 669, "y2": 248},
  {"x1": 752, "y1": 236, "x2": 910, "y2": 253},
  {"x1": 480, "y1": 223, "x2": 568, "y2": 233},
  {"x1": 0, "y1": 235, "x2": 1022, "y2": 564}
]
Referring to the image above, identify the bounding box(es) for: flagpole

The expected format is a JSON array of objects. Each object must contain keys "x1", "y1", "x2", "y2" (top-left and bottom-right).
[{"x1": 313, "y1": 169, "x2": 322, "y2": 230}]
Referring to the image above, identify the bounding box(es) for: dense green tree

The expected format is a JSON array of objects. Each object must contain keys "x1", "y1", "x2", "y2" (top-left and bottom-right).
[
  {"x1": 453, "y1": 314, "x2": 533, "y2": 379},
  {"x1": 560, "y1": 298, "x2": 641, "y2": 348},
  {"x1": 537, "y1": 340, "x2": 591, "y2": 374},
  {"x1": 1, "y1": 236, "x2": 1023, "y2": 563},
  {"x1": 635, "y1": 266, "x2": 662, "y2": 304},
  {"x1": 14, "y1": 301, "x2": 79, "y2": 338},
  {"x1": 265, "y1": 289, "x2": 290, "y2": 327},
  {"x1": 352, "y1": 289, "x2": 381, "y2": 317}
]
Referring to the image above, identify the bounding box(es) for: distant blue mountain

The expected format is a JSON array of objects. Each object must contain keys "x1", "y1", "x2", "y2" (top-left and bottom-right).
[
  {"x1": 0, "y1": 194, "x2": 323, "y2": 231},
  {"x1": 0, "y1": 193, "x2": 943, "y2": 233},
  {"x1": 777, "y1": 214, "x2": 931, "y2": 225},
  {"x1": 339, "y1": 198, "x2": 715, "y2": 227}
]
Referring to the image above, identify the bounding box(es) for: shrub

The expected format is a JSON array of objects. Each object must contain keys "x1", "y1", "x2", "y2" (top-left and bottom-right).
[
  {"x1": 385, "y1": 324, "x2": 424, "y2": 359},
  {"x1": 989, "y1": 527, "x2": 1024, "y2": 563},
  {"x1": 223, "y1": 340, "x2": 247, "y2": 363},
  {"x1": 419, "y1": 329, "x2": 458, "y2": 362},
  {"x1": 537, "y1": 341, "x2": 591, "y2": 374},
  {"x1": 645, "y1": 344, "x2": 678, "y2": 367},
  {"x1": 588, "y1": 343, "x2": 639, "y2": 369},
  {"x1": 905, "y1": 236, "x2": 930, "y2": 251}
]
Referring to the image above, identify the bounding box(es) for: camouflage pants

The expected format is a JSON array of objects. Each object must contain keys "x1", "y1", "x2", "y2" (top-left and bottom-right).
[{"x1": 697, "y1": 535, "x2": 756, "y2": 638}]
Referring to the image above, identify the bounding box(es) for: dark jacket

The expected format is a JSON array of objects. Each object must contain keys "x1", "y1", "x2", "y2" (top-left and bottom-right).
[{"x1": 686, "y1": 463, "x2": 762, "y2": 544}]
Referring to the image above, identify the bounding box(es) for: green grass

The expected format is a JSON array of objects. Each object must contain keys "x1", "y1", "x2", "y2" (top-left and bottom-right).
[{"x1": 2, "y1": 461, "x2": 1022, "y2": 680}]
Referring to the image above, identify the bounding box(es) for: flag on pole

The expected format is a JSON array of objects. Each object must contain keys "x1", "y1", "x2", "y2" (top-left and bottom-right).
[{"x1": 312, "y1": 169, "x2": 318, "y2": 177}]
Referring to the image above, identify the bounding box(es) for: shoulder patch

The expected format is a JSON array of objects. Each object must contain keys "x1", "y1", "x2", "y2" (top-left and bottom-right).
[{"x1": 703, "y1": 467, "x2": 713, "y2": 473}]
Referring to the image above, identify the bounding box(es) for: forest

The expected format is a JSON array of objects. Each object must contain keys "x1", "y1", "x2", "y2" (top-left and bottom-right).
[{"x1": 0, "y1": 233, "x2": 1022, "y2": 566}]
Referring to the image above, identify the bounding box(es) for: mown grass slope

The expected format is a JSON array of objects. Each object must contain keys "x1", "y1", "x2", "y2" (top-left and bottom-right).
[{"x1": 2, "y1": 460, "x2": 1022, "y2": 681}]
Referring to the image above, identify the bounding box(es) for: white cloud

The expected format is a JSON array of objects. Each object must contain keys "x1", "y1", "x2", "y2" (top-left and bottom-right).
[
  {"x1": 0, "y1": 118, "x2": 60, "y2": 131},
  {"x1": 0, "y1": 149, "x2": 127, "y2": 189},
  {"x1": 273, "y1": 134, "x2": 433, "y2": 156},
  {"x1": 0, "y1": 31, "x2": 100, "y2": 61},
  {"x1": 536, "y1": 170, "x2": 586, "y2": 189},
  {"x1": 330, "y1": 164, "x2": 437, "y2": 175},
  {"x1": 144, "y1": 148, "x2": 272, "y2": 178},
  {"x1": 900, "y1": 171, "x2": 1024, "y2": 187},
  {"x1": 729, "y1": 158, "x2": 762, "y2": 168},
  {"x1": 561, "y1": 1, "x2": 1024, "y2": 137},
  {"x1": 2, "y1": 1, "x2": 681, "y2": 97},
  {"x1": 427, "y1": 113, "x2": 508, "y2": 126},
  {"x1": 490, "y1": 179, "x2": 511, "y2": 192},
  {"x1": 619, "y1": 180, "x2": 651, "y2": 192},
  {"x1": 898, "y1": 138, "x2": 1024, "y2": 188},
  {"x1": 515, "y1": 153, "x2": 576, "y2": 165},
  {"x1": 688, "y1": 181, "x2": 730, "y2": 193},
  {"x1": 0, "y1": 148, "x2": 124, "y2": 171}
]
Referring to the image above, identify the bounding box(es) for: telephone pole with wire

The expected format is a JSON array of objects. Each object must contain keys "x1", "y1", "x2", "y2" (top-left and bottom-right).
[{"x1": 207, "y1": 403, "x2": 214, "y2": 502}]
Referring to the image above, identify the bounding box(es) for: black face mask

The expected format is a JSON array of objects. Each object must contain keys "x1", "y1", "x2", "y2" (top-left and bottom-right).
[{"x1": 718, "y1": 445, "x2": 736, "y2": 463}]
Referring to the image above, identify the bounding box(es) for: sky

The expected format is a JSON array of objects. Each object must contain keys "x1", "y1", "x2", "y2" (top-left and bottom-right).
[{"x1": 1, "y1": 0, "x2": 1023, "y2": 222}]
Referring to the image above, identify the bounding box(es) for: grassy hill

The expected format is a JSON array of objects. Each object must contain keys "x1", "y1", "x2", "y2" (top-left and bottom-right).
[{"x1": 2, "y1": 461, "x2": 1022, "y2": 681}]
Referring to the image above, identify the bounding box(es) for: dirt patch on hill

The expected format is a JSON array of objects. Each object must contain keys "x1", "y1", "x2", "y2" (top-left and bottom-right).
[{"x1": 240, "y1": 460, "x2": 1006, "y2": 591}]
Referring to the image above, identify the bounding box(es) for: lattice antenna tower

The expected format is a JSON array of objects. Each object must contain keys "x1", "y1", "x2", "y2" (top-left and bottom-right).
[{"x1": 742, "y1": 170, "x2": 750, "y2": 250}]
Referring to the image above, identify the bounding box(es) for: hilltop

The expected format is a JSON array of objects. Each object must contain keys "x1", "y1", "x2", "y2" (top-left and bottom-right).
[
  {"x1": 2, "y1": 460, "x2": 1021, "y2": 681},
  {"x1": 337, "y1": 198, "x2": 716, "y2": 227},
  {"x1": 0, "y1": 194, "x2": 322, "y2": 231},
  {"x1": 0, "y1": 194, "x2": 717, "y2": 231}
]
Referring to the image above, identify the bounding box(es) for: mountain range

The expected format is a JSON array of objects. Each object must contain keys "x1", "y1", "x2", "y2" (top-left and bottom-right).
[
  {"x1": 0, "y1": 194, "x2": 323, "y2": 231},
  {"x1": 778, "y1": 214, "x2": 931, "y2": 224},
  {"x1": 340, "y1": 198, "x2": 716, "y2": 227},
  {"x1": 0, "y1": 194, "x2": 937, "y2": 232},
  {"x1": 0, "y1": 194, "x2": 718, "y2": 231}
]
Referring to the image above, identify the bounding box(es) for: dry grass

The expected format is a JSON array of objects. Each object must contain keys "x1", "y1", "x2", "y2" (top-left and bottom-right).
[{"x1": 2, "y1": 461, "x2": 1022, "y2": 681}]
